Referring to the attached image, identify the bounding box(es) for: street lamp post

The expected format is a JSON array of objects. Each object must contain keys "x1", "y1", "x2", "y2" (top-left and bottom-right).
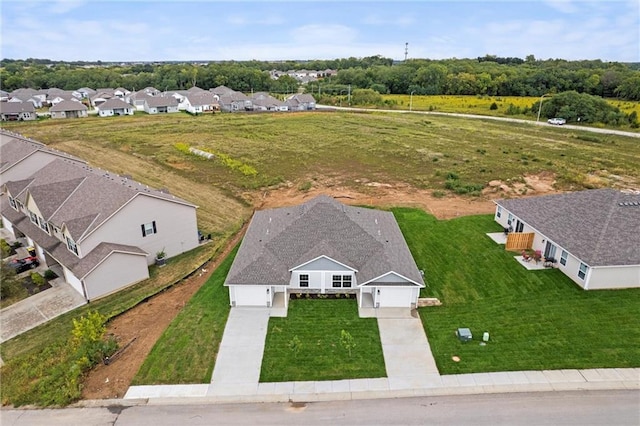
[
  {"x1": 537, "y1": 93, "x2": 551, "y2": 122},
  {"x1": 410, "y1": 91, "x2": 416, "y2": 112},
  {"x1": 339, "y1": 89, "x2": 347, "y2": 107}
]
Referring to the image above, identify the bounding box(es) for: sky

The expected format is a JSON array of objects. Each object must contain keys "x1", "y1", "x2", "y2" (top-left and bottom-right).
[{"x1": 1, "y1": 0, "x2": 638, "y2": 62}]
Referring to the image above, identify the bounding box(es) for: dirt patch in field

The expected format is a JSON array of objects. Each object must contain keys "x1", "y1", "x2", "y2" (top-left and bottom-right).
[{"x1": 81, "y1": 231, "x2": 246, "y2": 400}]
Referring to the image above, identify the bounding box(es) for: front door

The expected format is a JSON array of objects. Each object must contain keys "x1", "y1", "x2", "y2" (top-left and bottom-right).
[{"x1": 544, "y1": 241, "x2": 557, "y2": 259}]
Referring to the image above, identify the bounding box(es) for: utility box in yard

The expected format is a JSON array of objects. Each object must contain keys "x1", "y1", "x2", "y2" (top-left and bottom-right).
[{"x1": 456, "y1": 328, "x2": 472, "y2": 342}]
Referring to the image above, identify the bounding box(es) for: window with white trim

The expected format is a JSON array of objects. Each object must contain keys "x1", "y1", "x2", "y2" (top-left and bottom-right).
[
  {"x1": 38, "y1": 216, "x2": 49, "y2": 233},
  {"x1": 299, "y1": 274, "x2": 309, "y2": 288},
  {"x1": 332, "y1": 275, "x2": 352, "y2": 288},
  {"x1": 560, "y1": 250, "x2": 568, "y2": 266},
  {"x1": 578, "y1": 263, "x2": 588, "y2": 280},
  {"x1": 66, "y1": 236, "x2": 78, "y2": 255},
  {"x1": 141, "y1": 221, "x2": 157, "y2": 237},
  {"x1": 8, "y1": 196, "x2": 17, "y2": 210},
  {"x1": 507, "y1": 213, "x2": 513, "y2": 225},
  {"x1": 496, "y1": 206, "x2": 502, "y2": 218},
  {"x1": 29, "y1": 210, "x2": 38, "y2": 225}
]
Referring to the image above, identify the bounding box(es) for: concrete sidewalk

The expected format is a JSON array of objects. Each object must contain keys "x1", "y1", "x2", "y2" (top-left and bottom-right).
[{"x1": 0, "y1": 278, "x2": 86, "y2": 343}]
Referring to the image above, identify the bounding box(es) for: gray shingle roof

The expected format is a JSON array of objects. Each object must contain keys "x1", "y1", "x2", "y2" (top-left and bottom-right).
[
  {"x1": 0, "y1": 130, "x2": 85, "y2": 175},
  {"x1": 0, "y1": 102, "x2": 35, "y2": 114},
  {"x1": 97, "y1": 98, "x2": 132, "y2": 110},
  {"x1": 496, "y1": 189, "x2": 640, "y2": 266},
  {"x1": 6, "y1": 158, "x2": 196, "y2": 241},
  {"x1": 49, "y1": 100, "x2": 87, "y2": 112},
  {"x1": 185, "y1": 92, "x2": 216, "y2": 106},
  {"x1": 225, "y1": 195, "x2": 424, "y2": 287},
  {"x1": 145, "y1": 96, "x2": 179, "y2": 107}
]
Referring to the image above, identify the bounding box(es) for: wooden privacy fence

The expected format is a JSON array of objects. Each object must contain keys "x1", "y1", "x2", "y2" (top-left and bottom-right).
[{"x1": 506, "y1": 232, "x2": 534, "y2": 251}]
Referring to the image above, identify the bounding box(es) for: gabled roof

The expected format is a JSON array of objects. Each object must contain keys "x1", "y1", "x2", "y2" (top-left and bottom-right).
[
  {"x1": 6, "y1": 158, "x2": 196, "y2": 241},
  {"x1": 225, "y1": 195, "x2": 424, "y2": 287},
  {"x1": 97, "y1": 98, "x2": 132, "y2": 110},
  {"x1": 50, "y1": 100, "x2": 87, "y2": 112},
  {"x1": 286, "y1": 93, "x2": 316, "y2": 103},
  {"x1": 496, "y1": 189, "x2": 640, "y2": 266},
  {"x1": 0, "y1": 130, "x2": 85, "y2": 176},
  {"x1": 0, "y1": 102, "x2": 35, "y2": 114},
  {"x1": 185, "y1": 92, "x2": 216, "y2": 106},
  {"x1": 210, "y1": 85, "x2": 235, "y2": 96},
  {"x1": 145, "y1": 95, "x2": 179, "y2": 107}
]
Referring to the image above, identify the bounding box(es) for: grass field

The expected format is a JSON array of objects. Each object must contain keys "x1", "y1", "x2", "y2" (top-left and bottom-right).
[
  {"x1": 4, "y1": 111, "x2": 639, "y2": 208},
  {"x1": 381, "y1": 94, "x2": 640, "y2": 124},
  {"x1": 260, "y1": 299, "x2": 386, "y2": 382},
  {"x1": 394, "y1": 209, "x2": 640, "y2": 374}
]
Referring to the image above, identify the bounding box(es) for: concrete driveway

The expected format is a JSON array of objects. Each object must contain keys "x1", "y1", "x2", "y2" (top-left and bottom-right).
[
  {"x1": 208, "y1": 308, "x2": 271, "y2": 396},
  {"x1": 0, "y1": 278, "x2": 86, "y2": 343}
]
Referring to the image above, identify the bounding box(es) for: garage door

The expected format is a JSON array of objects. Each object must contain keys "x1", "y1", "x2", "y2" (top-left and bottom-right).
[
  {"x1": 378, "y1": 287, "x2": 413, "y2": 308},
  {"x1": 233, "y1": 286, "x2": 269, "y2": 306}
]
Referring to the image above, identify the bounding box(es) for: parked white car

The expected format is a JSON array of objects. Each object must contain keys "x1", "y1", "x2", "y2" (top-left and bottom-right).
[{"x1": 548, "y1": 118, "x2": 566, "y2": 125}]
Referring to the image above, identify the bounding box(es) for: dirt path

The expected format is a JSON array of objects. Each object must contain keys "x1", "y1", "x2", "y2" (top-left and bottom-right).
[
  {"x1": 81, "y1": 177, "x2": 557, "y2": 400},
  {"x1": 81, "y1": 229, "x2": 247, "y2": 400}
]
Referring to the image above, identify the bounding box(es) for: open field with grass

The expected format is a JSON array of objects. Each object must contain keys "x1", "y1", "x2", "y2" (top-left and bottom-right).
[
  {"x1": 381, "y1": 95, "x2": 640, "y2": 125},
  {"x1": 394, "y1": 209, "x2": 640, "y2": 374},
  {"x1": 132, "y1": 245, "x2": 237, "y2": 385},
  {"x1": 4, "y1": 111, "x2": 639, "y2": 207},
  {"x1": 260, "y1": 299, "x2": 386, "y2": 382}
]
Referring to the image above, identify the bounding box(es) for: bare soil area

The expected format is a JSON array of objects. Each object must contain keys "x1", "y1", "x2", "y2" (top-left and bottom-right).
[{"x1": 81, "y1": 176, "x2": 558, "y2": 400}]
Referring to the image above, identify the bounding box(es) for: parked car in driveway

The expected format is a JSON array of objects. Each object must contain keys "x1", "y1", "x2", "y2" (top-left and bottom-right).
[
  {"x1": 6, "y1": 256, "x2": 40, "y2": 274},
  {"x1": 548, "y1": 117, "x2": 566, "y2": 125}
]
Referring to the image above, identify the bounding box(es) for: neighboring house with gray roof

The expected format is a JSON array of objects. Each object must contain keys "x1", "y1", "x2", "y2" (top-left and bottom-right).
[
  {"x1": 0, "y1": 130, "x2": 85, "y2": 185},
  {"x1": 1, "y1": 135, "x2": 199, "y2": 301},
  {"x1": 285, "y1": 93, "x2": 316, "y2": 111},
  {"x1": 49, "y1": 100, "x2": 88, "y2": 119},
  {"x1": 180, "y1": 92, "x2": 219, "y2": 114},
  {"x1": 251, "y1": 92, "x2": 287, "y2": 112},
  {"x1": 494, "y1": 189, "x2": 640, "y2": 290},
  {"x1": 225, "y1": 195, "x2": 424, "y2": 313},
  {"x1": 96, "y1": 98, "x2": 135, "y2": 117},
  {"x1": 0, "y1": 102, "x2": 37, "y2": 121},
  {"x1": 143, "y1": 95, "x2": 179, "y2": 114}
]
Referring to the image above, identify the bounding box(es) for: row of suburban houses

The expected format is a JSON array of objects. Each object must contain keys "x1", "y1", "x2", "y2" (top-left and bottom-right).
[
  {"x1": 0, "y1": 86, "x2": 316, "y2": 121},
  {"x1": 0, "y1": 130, "x2": 200, "y2": 301}
]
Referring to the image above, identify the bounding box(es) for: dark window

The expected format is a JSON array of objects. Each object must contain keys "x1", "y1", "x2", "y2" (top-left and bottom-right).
[
  {"x1": 343, "y1": 275, "x2": 352, "y2": 287},
  {"x1": 332, "y1": 274, "x2": 341, "y2": 288},
  {"x1": 578, "y1": 263, "x2": 588, "y2": 280},
  {"x1": 560, "y1": 250, "x2": 568, "y2": 266},
  {"x1": 299, "y1": 274, "x2": 309, "y2": 287},
  {"x1": 66, "y1": 236, "x2": 78, "y2": 255}
]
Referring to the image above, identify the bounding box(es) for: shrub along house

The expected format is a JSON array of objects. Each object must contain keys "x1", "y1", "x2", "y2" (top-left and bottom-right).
[
  {"x1": 494, "y1": 189, "x2": 640, "y2": 290},
  {"x1": 225, "y1": 196, "x2": 424, "y2": 314},
  {"x1": 1, "y1": 138, "x2": 200, "y2": 301}
]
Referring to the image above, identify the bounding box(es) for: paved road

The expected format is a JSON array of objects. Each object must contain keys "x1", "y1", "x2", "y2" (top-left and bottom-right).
[
  {"x1": 2, "y1": 390, "x2": 638, "y2": 425},
  {"x1": 318, "y1": 105, "x2": 640, "y2": 138}
]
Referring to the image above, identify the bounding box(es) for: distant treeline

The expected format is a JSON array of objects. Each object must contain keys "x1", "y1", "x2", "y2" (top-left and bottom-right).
[{"x1": 1, "y1": 55, "x2": 639, "y2": 100}]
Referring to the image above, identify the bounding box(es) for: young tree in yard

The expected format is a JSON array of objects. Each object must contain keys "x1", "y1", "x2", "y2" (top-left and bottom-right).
[
  {"x1": 340, "y1": 330, "x2": 356, "y2": 357},
  {"x1": 0, "y1": 266, "x2": 25, "y2": 301}
]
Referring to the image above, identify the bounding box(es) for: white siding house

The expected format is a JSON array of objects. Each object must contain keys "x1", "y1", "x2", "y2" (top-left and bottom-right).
[
  {"x1": 495, "y1": 189, "x2": 640, "y2": 290},
  {"x1": 1, "y1": 131, "x2": 200, "y2": 301},
  {"x1": 225, "y1": 196, "x2": 424, "y2": 315}
]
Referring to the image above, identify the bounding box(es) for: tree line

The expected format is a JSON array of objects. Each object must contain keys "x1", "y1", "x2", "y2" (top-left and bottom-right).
[{"x1": 1, "y1": 55, "x2": 639, "y2": 101}]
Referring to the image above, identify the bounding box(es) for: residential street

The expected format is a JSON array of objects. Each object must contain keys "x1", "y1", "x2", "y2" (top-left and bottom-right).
[{"x1": 2, "y1": 390, "x2": 638, "y2": 425}]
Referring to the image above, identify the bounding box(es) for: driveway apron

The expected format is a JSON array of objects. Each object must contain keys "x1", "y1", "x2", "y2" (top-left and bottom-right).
[
  {"x1": 378, "y1": 317, "x2": 441, "y2": 389},
  {"x1": 208, "y1": 308, "x2": 271, "y2": 396}
]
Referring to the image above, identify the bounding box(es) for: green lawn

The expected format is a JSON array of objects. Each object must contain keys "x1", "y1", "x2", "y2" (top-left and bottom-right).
[
  {"x1": 132, "y1": 245, "x2": 238, "y2": 385},
  {"x1": 260, "y1": 299, "x2": 386, "y2": 382},
  {"x1": 393, "y1": 208, "x2": 640, "y2": 374}
]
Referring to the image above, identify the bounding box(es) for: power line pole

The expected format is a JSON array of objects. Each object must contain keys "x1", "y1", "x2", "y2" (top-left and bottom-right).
[{"x1": 404, "y1": 42, "x2": 409, "y2": 61}]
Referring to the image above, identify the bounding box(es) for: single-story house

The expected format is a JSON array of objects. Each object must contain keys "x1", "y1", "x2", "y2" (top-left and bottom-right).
[
  {"x1": 96, "y1": 98, "x2": 135, "y2": 117},
  {"x1": 285, "y1": 93, "x2": 316, "y2": 111},
  {"x1": 225, "y1": 195, "x2": 425, "y2": 313},
  {"x1": 49, "y1": 100, "x2": 88, "y2": 119},
  {"x1": 0, "y1": 102, "x2": 37, "y2": 121},
  {"x1": 180, "y1": 92, "x2": 219, "y2": 114},
  {"x1": 251, "y1": 92, "x2": 287, "y2": 111},
  {"x1": 143, "y1": 96, "x2": 179, "y2": 114},
  {"x1": 494, "y1": 189, "x2": 640, "y2": 290}
]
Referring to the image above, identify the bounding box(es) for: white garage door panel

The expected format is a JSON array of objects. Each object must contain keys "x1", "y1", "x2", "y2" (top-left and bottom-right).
[
  {"x1": 234, "y1": 286, "x2": 268, "y2": 306},
  {"x1": 379, "y1": 287, "x2": 412, "y2": 307}
]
